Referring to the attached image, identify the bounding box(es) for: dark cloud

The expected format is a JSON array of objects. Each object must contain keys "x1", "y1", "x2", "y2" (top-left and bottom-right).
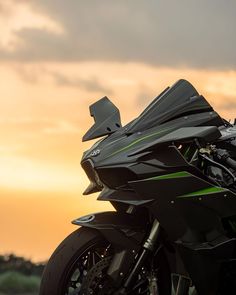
[
  {"x1": 12, "y1": 63, "x2": 113, "y2": 93},
  {"x1": 1, "y1": 0, "x2": 236, "y2": 69},
  {"x1": 13, "y1": 64, "x2": 46, "y2": 84},
  {"x1": 51, "y1": 72, "x2": 113, "y2": 94}
]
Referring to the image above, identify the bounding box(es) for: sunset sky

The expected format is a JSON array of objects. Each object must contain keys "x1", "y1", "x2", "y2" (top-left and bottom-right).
[{"x1": 0, "y1": 0, "x2": 236, "y2": 262}]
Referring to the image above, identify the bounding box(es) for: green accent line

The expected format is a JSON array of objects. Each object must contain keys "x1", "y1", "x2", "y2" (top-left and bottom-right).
[
  {"x1": 109, "y1": 128, "x2": 173, "y2": 157},
  {"x1": 146, "y1": 171, "x2": 191, "y2": 181},
  {"x1": 178, "y1": 186, "x2": 226, "y2": 198}
]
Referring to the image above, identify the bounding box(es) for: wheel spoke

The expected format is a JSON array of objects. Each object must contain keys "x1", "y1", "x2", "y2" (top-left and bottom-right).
[
  {"x1": 94, "y1": 250, "x2": 103, "y2": 260},
  {"x1": 87, "y1": 251, "x2": 96, "y2": 269},
  {"x1": 92, "y1": 252, "x2": 96, "y2": 266},
  {"x1": 64, "y1": 242, "x2": 155, "y2": 295},
  {"x1": 65, "y1": 242, "x2": 112, "y2": 295}
]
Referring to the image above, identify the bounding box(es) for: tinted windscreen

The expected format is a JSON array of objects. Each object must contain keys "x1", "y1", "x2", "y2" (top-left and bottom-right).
[{"x1": 126, "y1": 79, "x2": 213, "y2": 133}]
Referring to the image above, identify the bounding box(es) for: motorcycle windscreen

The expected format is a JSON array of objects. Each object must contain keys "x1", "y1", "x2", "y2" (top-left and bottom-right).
[{"x1": 125, "y1": 79, "x2": 216, "y2": 134}]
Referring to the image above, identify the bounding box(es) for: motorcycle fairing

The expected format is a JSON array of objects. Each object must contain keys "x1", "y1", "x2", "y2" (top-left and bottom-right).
[
  {"x1": 96, "y1": 145, "x2": 191, "y2": 204},
  {"x1": 97, "y1": 187, "x2": 154, "y2": 205},
  {"x1": 92, "y1": 145, "x2": 190, "y2": 191},
  {"x1": 129, "y1": 126, "x2": 221, "y2": 156},
  {"x1": 82, "y1": 111, "x2": 222, "y2": 169},
  {"x1": 130, "y1": 171, "x2": 230, "y2": 241},
  {"x1": 130, "y1": 170, "x2": 236, "y2": 240}
]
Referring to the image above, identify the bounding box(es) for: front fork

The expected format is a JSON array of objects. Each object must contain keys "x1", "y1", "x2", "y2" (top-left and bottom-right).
[
  {"x1": 112, "y1": 219, "x2": 191, "y2": 295},
  {"x1": 174, "y1": 275, "x2": 192, "y2": 295}
]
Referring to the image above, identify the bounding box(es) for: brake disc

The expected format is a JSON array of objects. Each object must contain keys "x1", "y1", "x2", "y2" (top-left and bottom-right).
[{"x1": 80, "y1": 256, "x2": 115, "y2": 295}]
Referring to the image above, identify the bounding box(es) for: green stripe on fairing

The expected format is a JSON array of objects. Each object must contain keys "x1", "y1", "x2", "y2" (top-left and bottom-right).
[
  {"x1": 109, "y1": 128, "x2": 173, "y2": 157},
  {"x1": 178, "y1": 186, "x2": 226, "y2": 198},
  {"x1": 146, "y1": 171, "x2": 191, "y2": 181}
]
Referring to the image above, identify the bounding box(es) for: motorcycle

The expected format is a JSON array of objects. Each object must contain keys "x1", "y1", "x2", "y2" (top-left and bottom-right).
[{"x1": 39, "y1": 79, "x2": 236, "y2": 295}]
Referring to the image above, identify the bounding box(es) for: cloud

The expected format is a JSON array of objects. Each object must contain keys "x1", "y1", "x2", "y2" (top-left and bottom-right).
[
  {"x1": 0, "y1": 0, "x2": 236, "y2": 69},
  {"x1": 12, "y1": 63, "x2": 113, "y2": 93},
  {"x1": 51, "y1": 72, "x2": 113, "y2": 94},
  {"x1": 0, "y1": 0, "x2": 64, "y2": 50},
  {"x1": 13, "y1": 64, "x2": 45, "y2": 83}
]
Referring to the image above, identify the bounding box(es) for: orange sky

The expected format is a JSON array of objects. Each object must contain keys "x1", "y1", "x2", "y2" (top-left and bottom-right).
[
  {"x1": 0, "y1": 62, "x2": 235, "y2": 261},
  {"x1": 0, "y1": 1, "x2": 236, "y2": 262}
]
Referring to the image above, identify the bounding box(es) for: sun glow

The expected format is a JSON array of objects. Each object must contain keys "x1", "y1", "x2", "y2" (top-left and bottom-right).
[{"x1": 0, "y1": 60, "x2": 236, "y2": 260}]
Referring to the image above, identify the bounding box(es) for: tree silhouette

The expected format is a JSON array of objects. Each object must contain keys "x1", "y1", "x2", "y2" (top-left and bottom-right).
[{"x1": 0, "y1": 254, "x2": 45, "y2": 276}]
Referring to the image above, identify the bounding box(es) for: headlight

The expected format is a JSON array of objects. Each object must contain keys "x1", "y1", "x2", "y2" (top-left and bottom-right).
[{"x1": 81, "y1": 159, "x2": 103, "y2": 195}]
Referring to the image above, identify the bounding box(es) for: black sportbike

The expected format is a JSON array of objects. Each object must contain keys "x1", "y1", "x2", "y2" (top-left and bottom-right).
[{"x1": 40, "y1": 80, "x2": 236, "y2": 295}]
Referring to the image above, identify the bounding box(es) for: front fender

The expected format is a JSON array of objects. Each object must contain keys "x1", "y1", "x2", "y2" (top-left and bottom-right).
[{"x1": 72, "y1": 211, "x2": 147, "y2": 249}]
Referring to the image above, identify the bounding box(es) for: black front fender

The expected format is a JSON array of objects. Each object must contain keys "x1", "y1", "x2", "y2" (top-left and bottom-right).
[{"x1": 72, "y1": 211, "x2": 147, "y2": 249}]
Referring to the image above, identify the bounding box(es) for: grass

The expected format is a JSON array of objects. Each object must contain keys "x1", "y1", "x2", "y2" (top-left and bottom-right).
[{"x1": 0, "y1": 271, "x2": 40, "y2": 294}]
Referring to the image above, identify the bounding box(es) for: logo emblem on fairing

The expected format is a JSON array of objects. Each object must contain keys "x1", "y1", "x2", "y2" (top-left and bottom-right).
[{"x1": 89, "y1": 149, "x2": 100, "y2": 157}]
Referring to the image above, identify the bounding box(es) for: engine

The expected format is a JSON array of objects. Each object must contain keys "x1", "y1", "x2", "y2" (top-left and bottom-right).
[{"x1": 199, "y1": 121, "x2": 236, "y2": 192}]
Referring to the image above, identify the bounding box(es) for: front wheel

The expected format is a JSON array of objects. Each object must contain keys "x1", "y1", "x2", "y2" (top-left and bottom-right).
[{"x1": 39, "y1": 228, "x2": 171, "y2": 295}]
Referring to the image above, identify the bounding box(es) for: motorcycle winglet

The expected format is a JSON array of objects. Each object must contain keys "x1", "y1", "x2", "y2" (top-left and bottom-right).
[
  {"x1": 72, "y1": 211, "x2": 147, "y2": 250},
  {"x1": 82, "y1": 97, "x2": 122, "y2": 142}
]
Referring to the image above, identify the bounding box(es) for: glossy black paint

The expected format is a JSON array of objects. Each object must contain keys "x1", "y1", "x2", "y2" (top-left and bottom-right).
[
  {"x1": 125, "y1": 79, "x2": 220, "y2": 134},
  {"x1": 72, "y1": 211, "x2": 147, "y2": 250},
  {"x1": 78, "y1": 79, "x2": 236, "y2": 294}
]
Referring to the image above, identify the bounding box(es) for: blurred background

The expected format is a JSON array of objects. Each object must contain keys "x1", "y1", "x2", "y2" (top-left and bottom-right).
[{"x1": 0, "y1": 0, "x2": 236, "y2": 293}]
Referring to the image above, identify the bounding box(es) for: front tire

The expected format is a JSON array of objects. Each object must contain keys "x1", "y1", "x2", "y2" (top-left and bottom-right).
[
  {"x1": 39, "y1": 228, "x2": 109, "y2": 295},
  {"x1": 39, "y1": 227, "x2": 172, "y2": 295}
]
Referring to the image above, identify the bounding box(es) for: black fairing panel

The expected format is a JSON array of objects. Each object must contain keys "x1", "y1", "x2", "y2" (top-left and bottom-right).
[
  {"x1": 130, "y1": 126, "x2": 221, "y2": 156},
  {"x1": 72, "y1": 211, "x2": 144, "y2": 230},
  {"x1": 97, "y1": 187, "x2": 153, "y2": 205},
  {"x1": 130, "y1": 172, "x2": 236, "y2": 241}
]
